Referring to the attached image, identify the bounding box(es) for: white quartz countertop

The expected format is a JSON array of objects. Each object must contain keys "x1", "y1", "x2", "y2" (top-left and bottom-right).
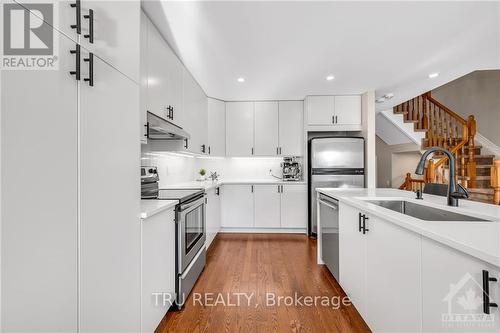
[
  {"x1": 140, "y1": 199, "x2": 177, "y2": 219},
  {"x1": 316, "y1": 188, "x2": 500, "y2": 268},
  {"x1": 161, "y1": 179, "x2": 306, "y2": 190}
]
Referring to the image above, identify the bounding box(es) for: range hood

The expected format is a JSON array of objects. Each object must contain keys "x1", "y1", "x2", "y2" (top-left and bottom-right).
[{"x1": 146, "y1": 111, "x2": 190, "y2": 140}]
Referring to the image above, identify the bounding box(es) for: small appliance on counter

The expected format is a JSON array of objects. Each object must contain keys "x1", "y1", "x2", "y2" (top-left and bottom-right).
[
  {"x1": 281, "y1": 157, "x2": 302, "y2": 181},
  {"x1": 141, "y1": 166, "x2": 159, "y2": 199}
]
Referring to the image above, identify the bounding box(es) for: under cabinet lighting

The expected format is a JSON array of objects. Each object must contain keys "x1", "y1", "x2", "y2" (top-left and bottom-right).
[{"x1": 428, "y1": 72, "x2": 439, "y2": 79}]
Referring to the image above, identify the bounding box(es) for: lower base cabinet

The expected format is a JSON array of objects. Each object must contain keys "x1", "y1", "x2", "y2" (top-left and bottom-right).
[
  {"x1": 221, "y1": 184, "x2": 307, "y2": 231},
  {"x1": 206, "y1": 187, "x2": 222, "y2": 247},
  {"x1": 141, "y1": 208, "x2": 176, "y2": 333},
  {"x1": 421, "y1": 238, "x2": 500, "y2": 332},
  {"x1": 338, "y1": 202, "x2": 500, "y2": 333}
]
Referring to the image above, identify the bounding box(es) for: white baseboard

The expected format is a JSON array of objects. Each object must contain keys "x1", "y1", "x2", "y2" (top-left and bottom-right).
[
  {"x1": 219, "y1": 228, "x2": 307, "y2": 234},
  {"x1": 476, "y1": 133, "x2": 500, "y2": 158}
]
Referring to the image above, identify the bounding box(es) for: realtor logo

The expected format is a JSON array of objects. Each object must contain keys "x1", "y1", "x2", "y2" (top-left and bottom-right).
[
  {"x1": 441, "y1": 272, "x2": 495, "y2": 328},
  {"x1": 1, "y1": 2, "x2": 58, "y2": 69}
]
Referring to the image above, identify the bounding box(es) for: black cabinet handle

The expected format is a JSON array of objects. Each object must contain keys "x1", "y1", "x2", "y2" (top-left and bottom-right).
[
  {"x1": 83, "y1": 9, "x2": 94, "y2": 43},
  {"x1": 201, "y1": 144, "x2": 206, "y2": 153},
  {"x1": 251, "y1": 147, "x2": 254, "y2": 155},
  {"x1": 83, "y1": 52, "x2": 93, "y2": 86},
  {"x1": 184, "y1": 139, "x2": 188, "y2": 149},
  {"x1": 358, "y1": 213, "x2": 363, "y2": 232},
  {"x1": 208, "y1": 146, "x2": 211, "y2": 155},
  {"x1": 483, "y1": 270, "x2": 498, "y2": 314},
  {"x1": 215, "y1": 187, "x2": 220, "y2": 196},
  {"x1": 166, "y1": 106, "x2": 173, "y2": 120},
  {"x1": 251, "y1": 185, "x2": 254, "y2": 193},
  {"x1": 144, "y1": 122, "x2": 149, "y2": 138},
  {"x1": 69, "y1": 44, "x2": 81, "y2": 80},
  {"x1": 70, "y1": 0, "x2": 81, "y2": 34},
  {"x1": 279, "y1": 147, "x2": 282, "y2": 155},
  {"x1": 332, "y1": 115, "x2": 335, "y2": 124},
  {"x1": 362, "y1": 215, "x2": 369, "y2": 234},
  {"x1": 277, "y1": 147, "x2": 279, "y2": 155}
]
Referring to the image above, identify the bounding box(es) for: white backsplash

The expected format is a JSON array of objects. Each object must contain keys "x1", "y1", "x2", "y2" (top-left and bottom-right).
[{"x1": 141, "y1": 149, "x2": 300, "y2": 186}]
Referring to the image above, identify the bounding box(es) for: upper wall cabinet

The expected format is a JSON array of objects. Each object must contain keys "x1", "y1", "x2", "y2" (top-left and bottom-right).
[
  {"x1": 306, "y1": 95, "x2": 361, "y2": 130},
  {"x1": 255, "y1": 102, "x2": 279, "y2": 156},
  {"x1": 226, "y1": 101, "x2": 304, "y2": 157},
  {"x1": 279, "y1": 101, "x2": 303, "y2": 156},
  {"x1": 143, "y1": 12, "x2": 183, "y2": 128},
  {"x1": 226, "y1": 102, "x2": 255, "y2": 156},
  {"x1": 140, "y1": 11, "x2": 149, "y2": 144},
  {"x1": 207, "y1": 98, "x2": 226, "y2": 156},
  {"x1": 182, "y1": 69, "x2": 208, "y2": 155},
  {"x1": 80, "y1": 0, "x2": 141, "y2": 83}
]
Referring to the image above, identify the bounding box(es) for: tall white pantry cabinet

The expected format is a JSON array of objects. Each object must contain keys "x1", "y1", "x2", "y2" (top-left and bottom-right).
[{"x1": 1, "y1": 2, "x2": 141, "y2": 332}]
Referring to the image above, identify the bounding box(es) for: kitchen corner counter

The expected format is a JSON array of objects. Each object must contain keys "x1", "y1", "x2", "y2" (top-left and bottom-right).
[
  {"x1": 141, "y1": 199, "x2": 177, "y2": 219},
  {"x1": 161, "y1": 179, "x2": 306, "y2": 190},
  {"x1": 316, "y1": 188, "x2": 500, "y2": 268}
]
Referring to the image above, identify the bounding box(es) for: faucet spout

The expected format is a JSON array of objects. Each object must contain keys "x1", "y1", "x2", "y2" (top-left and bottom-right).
[{"x1": 415, "y1": 147, "x2": 466, "y2": 207}]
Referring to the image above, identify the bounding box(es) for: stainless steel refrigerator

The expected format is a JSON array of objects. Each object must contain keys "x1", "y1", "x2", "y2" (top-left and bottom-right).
[{"x1": 308, "y1": 137, "x2": 365, "y2": 236}]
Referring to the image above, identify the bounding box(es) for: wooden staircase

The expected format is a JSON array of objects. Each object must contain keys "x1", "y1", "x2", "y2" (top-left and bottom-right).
[{"x1": 395, "y1": 92, "x2": 500, "y2": 205}]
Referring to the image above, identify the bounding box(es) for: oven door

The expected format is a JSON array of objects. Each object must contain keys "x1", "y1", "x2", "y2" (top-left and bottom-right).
[{"x1": 178, "y1": 195, "x2": 206, "y2": 273}]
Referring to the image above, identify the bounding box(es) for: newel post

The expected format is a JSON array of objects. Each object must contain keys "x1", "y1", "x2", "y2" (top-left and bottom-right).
[
  {"x1": 466, "y1": 115, "x2": 477, "y2": 188},
  {"x1": 492, "y1": 160, "x2": 500, "y2": 205}
]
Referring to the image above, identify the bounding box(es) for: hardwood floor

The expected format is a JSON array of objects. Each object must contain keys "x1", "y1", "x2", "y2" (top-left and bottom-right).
[{"x1": 156, "y1": 233, "x2": 371, "y2": 333}]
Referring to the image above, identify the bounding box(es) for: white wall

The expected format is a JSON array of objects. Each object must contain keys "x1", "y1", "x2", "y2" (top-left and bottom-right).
[{"x1": 362, "y1": 91, "x2": 376, "y2": 188}]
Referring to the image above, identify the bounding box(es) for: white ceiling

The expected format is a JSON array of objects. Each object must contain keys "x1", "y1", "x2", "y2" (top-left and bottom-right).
[{"x1": 142, "y1": 1, "x2": 500, "y2": 103}]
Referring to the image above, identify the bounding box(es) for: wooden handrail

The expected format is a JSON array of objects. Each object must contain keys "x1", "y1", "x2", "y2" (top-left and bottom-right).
[
  {"x1": 424, "y1": 92, "x2": 467, "y2": 125},
  {"x1": 395, "y1": 91, "x2": 477, "y2": 192},
  {"x1": 492, "y1": 160, "x2": 500, "y2": 205}
]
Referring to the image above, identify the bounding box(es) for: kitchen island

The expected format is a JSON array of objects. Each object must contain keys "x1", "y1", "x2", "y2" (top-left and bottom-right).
[{"x1": 316, "y1": 188, "x2": 500, "y2": 333}]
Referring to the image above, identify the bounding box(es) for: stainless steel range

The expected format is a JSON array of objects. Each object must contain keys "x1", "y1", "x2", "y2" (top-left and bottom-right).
[
  {"x1": 156, "y1": 188, "x2": 206, "y2": 309},
  {"x1": 141, "y1": 167, "x2": 206, "y2": 309}
]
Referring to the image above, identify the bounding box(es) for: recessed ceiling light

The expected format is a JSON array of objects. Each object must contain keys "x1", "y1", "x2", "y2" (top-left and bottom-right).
[
  {"x1": 428, "y1": 72, "x2": 439, "y2": 79},
  {"x1": 326, "y1": 75, "x2": 335, "y2": 81},
  {"x1": 237, "y1": 77, "x2": 245, "y2": 83}
]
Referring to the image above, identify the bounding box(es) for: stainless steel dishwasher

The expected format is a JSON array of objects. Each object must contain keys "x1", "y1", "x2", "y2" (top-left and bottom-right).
[{"x1": 318, "y1": 193, "x2": 339, "y2": 280}]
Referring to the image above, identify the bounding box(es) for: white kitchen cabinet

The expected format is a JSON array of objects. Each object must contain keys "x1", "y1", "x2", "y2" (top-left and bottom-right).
[
  {"x1": 207, "y1": 98, "x2": 226, "y2": 156},
  {"x1": 140, "y1": 10, "x2": 149, "y2": 144},
  {"x1": 142, "y1": 208, "x2": 176, "y2": 333},
  {"x1": 254, "y1": 101, "x2": 279, "y2": 156},
  {"x1": 182, "y1": 69, "x2": 208, "y2": 154},
  {"x1": 2, "y1": 6, "x2": 140, "y2": 331},
  {"x1": 421, "y1": 238, "x2": 500, "y2": 332},
  {"x1": 80, "y1": 0, "x2": 141, "y2": 83},
  {"x1": 306, "y1": 95, "x2": 361, "y2": 128},
  {"x1": 254, "y1": 185, "x2": 281, "y2": 228},
  {"x1": 146, "y1": 17, "x2": 170, "y2": 120},
  {"x1": 278, "y1": 101, "x2": 304, "y2": 156},
  {"x1": 206, "y1": 187, "x2": 222, "y2": 247},
  {"x1": 306, "y1": 96, "x2": 335, "y2": 125},
  {"x1": 338, "y1": 203, "x2": 367, "y2": 317},
  {"x1": 334, "y1": 95, "x2": 362, "y2": 125},
  {"x1": 1, "y1": 23, "x2": 78, "y2": 333},
  {"x1": 365, "y1": 216, "x2": 422, "y2": 332},
  {"x1": 280, "y1": 184, "x2": 307, "y2": 229},
  {"x1": 221, "y1": 185, "x2": 254, "y2": 228},
  {"x1": 226, "y1": 102, "x2": 254, "y2": 156},
  {"x1": 79, "y1": 52, "x2": 141, "y2": 333}
]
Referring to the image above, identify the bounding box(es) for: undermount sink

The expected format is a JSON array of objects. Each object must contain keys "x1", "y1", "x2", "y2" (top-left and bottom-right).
[{"x1": 366, "y1": 200, "x2": 491, "y2": 222}]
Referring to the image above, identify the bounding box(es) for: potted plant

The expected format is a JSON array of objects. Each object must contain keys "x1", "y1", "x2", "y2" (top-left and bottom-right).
[{"x1": 198, "y1": 168, "x2": 207, "y2": 181}]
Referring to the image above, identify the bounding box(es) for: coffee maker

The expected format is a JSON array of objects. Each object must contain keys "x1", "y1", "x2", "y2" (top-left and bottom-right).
[{"x1": 281, "y1": 157, "x2": 302, "y2": 181}]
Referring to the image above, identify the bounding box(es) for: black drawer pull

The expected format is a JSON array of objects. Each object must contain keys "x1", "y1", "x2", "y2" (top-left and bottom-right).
[
  {"x1": 83, "y1": 52, "x2": 93, "y2": 86},
  {"x1": 83, "y1": 9, "x2": 94, "y2": 43},
  {"x1": 483, "y1": 270, "x2": 498, "y2": 314},
  {"x1": 69, "y1": 44, "x2": 80, "y2": 80},
  {"x1": 70, "y1": 0, "x2": 81, "y2": 34},
  {"x1": 362, "y1": 215, "x2": 369, "y2": 234}
]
